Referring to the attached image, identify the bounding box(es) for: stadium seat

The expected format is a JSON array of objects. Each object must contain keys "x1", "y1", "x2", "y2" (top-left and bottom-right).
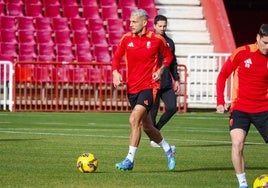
[
  {"x1": 44, "y1": 4, "x2": 61, "y2": 17},
  {"x1": 99, "y1": 0, "x2": 117, "y2": 7},
  {"x1": 121, "y1": 6, "x2": 137, "y2": 21},
  {"x1": 72, "y1": 30, "x2": 90, "y2": 45},
  {"x1": 37, "y1": 55, "x2": 55, "y2": 62},
  {"x1": 34, "y1": 17, "x2": 52, "y2": 31},
  {"x1": 25, "y1": 3, "x2": 43, "y2": 17},
  {"x1": 54, "y1": 30, "x2": 72, "y2": 44},
  {"x1": 60, "y1": 0, "x2": 77, "y2": 5},
  {"x1": 37, "y1": 43, "x2": 55, "y2": 56},
  {"x1": 100, "y1": 6, "x2": 119, "y2": 20},
  {"x1": 82, "y1": 6, "x2": 101, "y2": 19},
  {"x1": 0, "y1": 16, "x2": 16, "y2": 30},
  {"x1": 107, "y1": 31, "x2": 124, "y2": 45},
  {"x1": 51, "y1": 17, "x2": 70, "y2": 31},
  {"x1": 0, "y1": 2, "x2": 5, "y2": 16},
  {"x1": 18, "y1": 55, "x2": 36, "y2": 61},
  {"x1": 137, "y1": 0, "x2": 156, "y2": 8},
  {"x1": 69, "y1": 17, "x2": 87, "y2": 31},
  {"x1": 42, "y1": 0, "x2": 60, "y2": 5},
  {"x1": 55, "y1": 55, "x2": 74, "y2": 62},
  {"x1": 118, "y1": 0, "x2": 136, "y2": 8},
  {"x1": 87, "y1": 18, "x2": 105, "y2": 32},
  {"x1": 55, "y1": 44, "x2": 74, "y2": 60},
  {"x1": 0, "y1": 30, "x2": 17, "y2": 44},
  {"x1": 35, "y1": 30, "x2": 54, "y2": 44},
  {"x1": 0, "y1": 54, "x2": 15, "y2": 62},
  {"x1": 6, "y1": 3, "x2": 23, "y2": 16},
  {"x1": 7, "y1": 0, "x2": 23, "y2": 4},
  {"x1": 106, "y1": 18, "x2": 125, "y2": 32},
  {"x1": 18, "y1": 43, "x2": 37, "y2": 58},
  {"x1": 93, "y1": 45, "x2": 111, "y2": 62},
  {"x1": 1, "y1": 43, "x2": 18, "y2": 57},
  {"x1": 17, "y1": 16, "x2": 35, "y2": 30},
  {"x1": 143, "y1": 7, "x2": 158, "y2": 20},
  {"x1": 24, "y1": 0, "x2": 41, "y2": 4},
  {"x1": 33, "y1": 67, "x2": 52, "y2": 83},
  {"x1": 62, "y1": 5, "x2": 80, "y2": 18},
  {"x1": 75, "y1": 43, "x2": 93, "y2": 61},
  {"x1": 90, "y1": 30, "x2": 108, "y2": 47},
  {"x1": 17, "y1": 30, "x2": 35, "y2": 44},
  {"x1": 80, "y1": 0, "x2": 98, "y2": 6}
]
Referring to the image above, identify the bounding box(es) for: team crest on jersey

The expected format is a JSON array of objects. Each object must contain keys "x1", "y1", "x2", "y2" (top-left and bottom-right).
[{"x1": 244, "y1": 58, "x2": 252, "y2": 68}]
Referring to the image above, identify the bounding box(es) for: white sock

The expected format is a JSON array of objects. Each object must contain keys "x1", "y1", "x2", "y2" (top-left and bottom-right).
[
  {"x1": 126, "y1": 146, "x2": 137, "y2": 163},
  {"x1": 236, "y1": 173, "x2": 248, "y2": 187},
  {"x1": 158, "y1": 138, "x2": 170, "y2": 152}
]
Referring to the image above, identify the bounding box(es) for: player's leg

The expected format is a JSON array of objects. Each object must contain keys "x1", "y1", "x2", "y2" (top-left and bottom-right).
[
  {"x1": 150, "y1": 90, "x2": 161, "y2": 128},
  {"x1": 229, "y1": 110, "x2": 250, "y2": 188},
  {"x1": 142, "y1": 112, "x2": 176, "y2": 171},
  {"x1": 155, "y1": 88, "x2": 177, "y2": 130},
  {"x1": 251, "y1": 111, "x2": 268, "y2": 143}
]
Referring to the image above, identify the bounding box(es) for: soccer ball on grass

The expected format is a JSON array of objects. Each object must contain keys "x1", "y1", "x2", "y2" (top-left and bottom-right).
[
  {"x1": 253, "y1": 174, "x2": 268, "y2": 188},
  {"x1": 77, "y1": 152, "x2": 98, "y2": 173}
]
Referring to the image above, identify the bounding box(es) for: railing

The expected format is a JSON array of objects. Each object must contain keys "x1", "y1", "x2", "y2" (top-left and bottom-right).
[
  {"x1": 12, "y1": 62, "x2": 188, "y2": 113},
  {"x1": 186, "y1": 53, "x2": 231, "y2": 108},
  {"x1": 0, "y1": 61, "x2": 13, "y2": 111}
]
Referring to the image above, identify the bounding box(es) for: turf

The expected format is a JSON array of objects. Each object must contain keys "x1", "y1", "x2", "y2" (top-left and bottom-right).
[{"x1": 0, "y1": 112, "x2": 267, "y2": 188}]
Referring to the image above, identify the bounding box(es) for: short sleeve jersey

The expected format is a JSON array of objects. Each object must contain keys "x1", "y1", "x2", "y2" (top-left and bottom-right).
[
  {"x1": 216, "y1": 43, "x2": 268, "y2": 113},
  {"x1": 112, "y1": 30, "x2": 173, "y2": 94}
]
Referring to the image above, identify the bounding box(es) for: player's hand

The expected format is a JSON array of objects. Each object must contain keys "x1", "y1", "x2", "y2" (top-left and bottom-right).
[
  {"x1": 112, "y1": 70, "x2": 123, "y2": 88},
  {"x1": 173, "y1": 81, "x2": 180, "y2": 95},
  {"x1": 152, "y1": 71, "x2": 160, "y2": 82},
  {"x1": 216, "y1": 104, "x2": 227, "y2": 113}
]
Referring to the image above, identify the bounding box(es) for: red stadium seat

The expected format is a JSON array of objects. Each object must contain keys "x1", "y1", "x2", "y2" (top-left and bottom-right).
[
  {"x1": 25, "y1": 3, "x2": 43, "y2": 17},
  {"x1": 37, "y1": 43, "x2": 55, "y2": 56},
  {"x1": 17, "y1": 30, "x2": 35, "y2": 44},
  {"x1": 54, "y1": 30, "x2": 72, "y2": 44},
  {"x1": 107, "y1": 31, "x2": 124, "y2": 45},
  {"x1": 121, "y1": 6, "x2": 136, "y2": 21},
  {"x1": 42, "y1": 0, "x2": 60, "y2": 5},
  {"x1": 82, "y1": 6, "x2": 101, "y2": 19},
  {"x1": 34, "y1": 17, "x2": 52, "y2": 31},
  {"x1": 106, "y1": 18, "x2": 125, "y2": 32},
  {"x1": 1, "y1": 43, "x2": 18, "y2": 57},
  {"x1": 37, "y1": 55, "x2": 55, "y2": 62},
  {"x1": 90, "y1": 30, "x2": 108, "y2": 47},
  {"x1": 0, "y1": 16, "x2": 16, "y2": 30},
  {"x1": 51, "y1": 17, "x2": 69, "y2": 31},
  {"x1": 100, "y1": 6, "x2": 119, "y2": 20},
  {"x1": 69, "y1": 18, "x2": 87, "y2": 31},
  {"x1": 99, "y1": 0, "x2": 117, "y2": 7},
  {"x1": 0, "y1": 30, "x2": 17, "y2": 44},
  {"x1": 93, "y1": 45, "x2": 111, "y2": 62},
  {"x1": 118, "y1": 0, "x2": 136, "y2": 8},
  {"x1": 72, "y1": 30, "x2": 90, "y2": 44},
  {"x1": 80, "y1": 0, "x2": 98, "y2": 6},
  {"x1": 18, "y1": 43, "x2": 36, "y2": 58},
  {"x1": 0, "y1": 54, "x2": 15, "y2": 62},
  {"x1": 55, "y1": 44, "x2": 74, "y2": 60},
  {"x1": 18, "y1": 55, "x2": 35, "y2": 61},
  {"x1": 137, "y1": 0, "x2": 156, "y2": 8},
  {"x1": 24, "y1": 0, "x2": 41, "y2": 4},
  {"x1": 62, "y1": 5, "x2": 80, "y2": 18},
  {"x1": 17, "y1": 16, "x2": 35, "y2": 30},
  {"x1": 60, "y1": 0, "x2": 77, "y2": 5},
  {"x1": 75, "y1": 43, "x2": 93, "y2": 61},
  {"x1": 6, "y1": 3, "x2": 23, "y2": 16},
  {"x1": 143, "y1": 7, "x2": 158, "y2": 20},
  {"x1": 35, "y1": 30, "x2": 54, "y2": 44},
  {"x1": 44, "y1": 4, "x2": 61, "y2": 17},
  {"x1": 87, "y1": 18, "x2": 105, "y2": 32},
  {"x1": 0, "y1": 2, "x2": 5, "y2": 16}
]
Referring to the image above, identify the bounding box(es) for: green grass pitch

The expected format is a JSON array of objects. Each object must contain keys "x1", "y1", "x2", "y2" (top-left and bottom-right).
[{"x1": 0, "y1": 112, "x2": 267, "y2": 188}]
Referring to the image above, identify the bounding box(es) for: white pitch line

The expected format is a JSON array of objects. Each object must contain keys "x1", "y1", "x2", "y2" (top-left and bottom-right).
[{"x1": 0, "y1": 130, "x2": 264, "y2": 145}]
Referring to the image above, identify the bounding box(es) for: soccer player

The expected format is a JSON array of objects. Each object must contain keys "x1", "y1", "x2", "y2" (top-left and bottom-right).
[
  {"x1": 216, "y1": 24, "x2": 268, "y2": 188},
  {"x1": 149, "y1": 15, "x2": 180, "y2": 148},
  {"x1": 112, "y1": 9, "x2": 176, "y2": 171}
]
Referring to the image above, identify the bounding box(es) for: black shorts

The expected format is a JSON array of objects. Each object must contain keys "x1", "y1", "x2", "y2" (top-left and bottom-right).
[
  {"x1": 127, "y1": 89, "x2": 153, "y2": 111},
  {"x1": 229, "y1": 110, "x2": 268, "y2": 143}
]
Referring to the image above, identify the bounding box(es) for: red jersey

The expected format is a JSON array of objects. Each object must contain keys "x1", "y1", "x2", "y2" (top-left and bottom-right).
[
  {"x1": 112, "y1": 30, "x2": 173, "y2": 94},
  {"x1": 217, "y1": 43, "x2": 268, "y2": 113}
]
